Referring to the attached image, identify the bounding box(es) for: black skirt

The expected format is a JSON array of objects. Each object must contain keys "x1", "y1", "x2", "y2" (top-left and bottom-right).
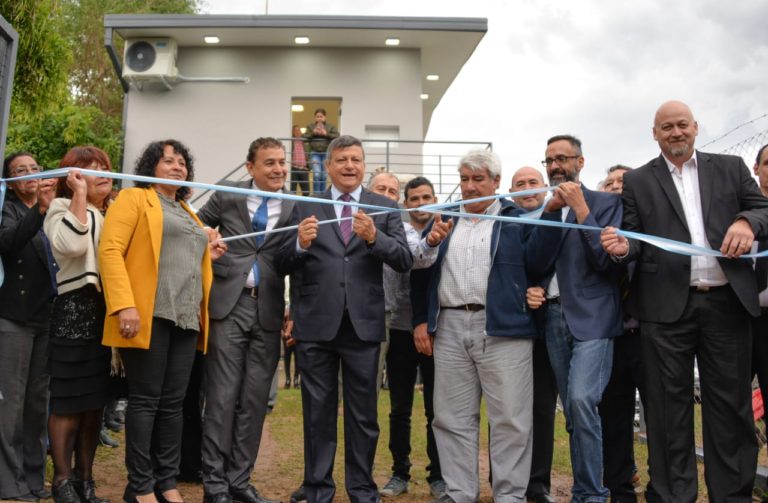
[{"x1": 48, "y1": 284, "x2": 111, "y2": 414}]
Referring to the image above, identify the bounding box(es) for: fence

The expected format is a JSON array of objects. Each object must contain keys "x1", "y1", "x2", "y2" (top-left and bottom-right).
[{"x1": 190, "y1": 138, "x2": 491, "y2": 206}]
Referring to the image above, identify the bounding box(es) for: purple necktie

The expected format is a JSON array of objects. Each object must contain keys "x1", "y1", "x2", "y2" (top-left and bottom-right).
[{"x1": 339, "y1": 193, "x2": 352, "y2": 245}]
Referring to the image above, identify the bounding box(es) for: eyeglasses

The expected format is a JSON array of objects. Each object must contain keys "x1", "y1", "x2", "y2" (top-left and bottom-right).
[
  {"x1": 541, "y1": 155, "x2": 579, "y2": 167},
  {"x1": 11, "y1": 165, "x2": 42, "y2": 177}
]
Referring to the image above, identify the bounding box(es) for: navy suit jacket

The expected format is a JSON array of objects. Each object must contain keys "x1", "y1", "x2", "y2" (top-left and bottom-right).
[
  {"x1": 275, "y1": 187, "x2": 412, "y2": 343},
  {"x1": 537, "y1": 186, "x2": 624, "y2": 341}
]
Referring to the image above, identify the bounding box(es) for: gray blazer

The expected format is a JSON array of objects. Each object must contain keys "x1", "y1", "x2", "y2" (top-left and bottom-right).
[{"x1": 197, "y1": 180, "x2": 294, "y2": 332}]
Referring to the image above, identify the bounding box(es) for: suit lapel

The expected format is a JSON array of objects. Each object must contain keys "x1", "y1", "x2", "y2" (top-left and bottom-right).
[
  {"x1": 235, "y1": 182, "x2": 258, "y2": 251},
  {"x1": 320, "y1": 190, "x2": 345, "y2": 245},
  {"x1": 697, "y1": 151, "x2": 714, "y2": 225},
  {"x1": 263, "y1": 194, "x2": 294, "y2": 246},
  {"x1": 650, "y1": 155, "x2": 689, "y2": 233}
]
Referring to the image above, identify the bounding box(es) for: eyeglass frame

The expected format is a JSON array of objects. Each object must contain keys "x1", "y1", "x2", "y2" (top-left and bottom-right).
[
  {"x1": 541, "y1": 155, "x2": 580, "y2": 167},
  {"x1": 10, "y1": 165, "x2": 42, "y2": 177}
]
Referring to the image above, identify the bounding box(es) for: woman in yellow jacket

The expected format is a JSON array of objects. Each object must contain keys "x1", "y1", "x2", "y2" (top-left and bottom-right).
[{"x1": 99, "y1": 140, "x2": 226, "y2": 503}]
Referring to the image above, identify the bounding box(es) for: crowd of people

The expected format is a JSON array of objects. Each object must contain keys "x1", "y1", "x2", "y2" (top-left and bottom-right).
[{"x1": 1, "y1": 98, "x2": 768, "y2": 503}]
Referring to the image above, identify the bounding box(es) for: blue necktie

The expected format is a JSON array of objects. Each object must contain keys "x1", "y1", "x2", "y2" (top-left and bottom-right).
[{"x1": 251, "y1": 197, "x2": 270, "y2": 286}]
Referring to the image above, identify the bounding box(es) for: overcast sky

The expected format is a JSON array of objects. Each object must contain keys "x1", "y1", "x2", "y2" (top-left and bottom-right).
[{"x1": 200, "y1": 0, "x2": 768, "y2": 189}]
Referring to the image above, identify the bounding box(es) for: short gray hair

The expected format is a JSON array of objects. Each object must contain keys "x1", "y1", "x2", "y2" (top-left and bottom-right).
[
  {"x1": 326, "y1": 135, "x2": 365, "y2": 159},
  {"x1": 367, "y1": 171, "x2": 399, "y2": 189},
  {"x1": 458, "y1": 149, "x2": 501, "y2": 179}
]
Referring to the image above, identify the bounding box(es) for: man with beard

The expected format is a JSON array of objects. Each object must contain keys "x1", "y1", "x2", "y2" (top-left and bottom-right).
[
  {"x1": 601, "y1": 101, "x2": 768, "y2": 502},
  {"x1": 536, "y1": 135, "x2": 623, "y2": 503}
]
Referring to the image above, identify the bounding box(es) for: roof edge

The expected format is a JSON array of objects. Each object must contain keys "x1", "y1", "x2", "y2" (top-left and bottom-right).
[{"x1": 103, "y1": 14, "x2": 487, "y2": 33}]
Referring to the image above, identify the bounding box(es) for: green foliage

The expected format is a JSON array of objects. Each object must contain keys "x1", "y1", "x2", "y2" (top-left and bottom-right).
[
  {"x1": 7, "y1": 102, "x2": 121, "y2": 168},
  {"x1": 3, "y1": 0, "x2": 200, "y2": 166},
  {"x1": 0, "y1": 0, "x2": 71, "y2": 114}
]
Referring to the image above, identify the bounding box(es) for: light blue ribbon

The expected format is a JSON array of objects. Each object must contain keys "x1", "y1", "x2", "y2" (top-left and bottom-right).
[{"x1": 0, "y1": 168, "x2": 765, "y2": 290}]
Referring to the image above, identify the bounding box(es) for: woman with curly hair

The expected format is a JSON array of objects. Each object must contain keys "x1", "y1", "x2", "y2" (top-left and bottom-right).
[
  {"x1": 99, "y1": 140, "x2": 226, "y2": 503},
  {"x1": 44, "y1": 146, "x2": 113, "y2": 503}
]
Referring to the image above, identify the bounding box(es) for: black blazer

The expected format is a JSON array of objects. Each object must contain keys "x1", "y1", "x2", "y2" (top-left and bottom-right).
[
  {"x1": 275, "y1": 188, "x2": 412, "y2": 342},
  {"x1": 197, "y1": 181, "x2": 294, "y2": 332},
  {"x1": 621, "y1": 151, "x2": 768, "y2": 321},
  {"x1": 0, "y1": 191, "x2": 54, "y2": 322}
]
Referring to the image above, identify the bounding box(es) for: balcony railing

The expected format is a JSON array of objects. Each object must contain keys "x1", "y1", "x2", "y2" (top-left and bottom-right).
[{"x1": 190, "y1": 138, "x2": 492, "y2": 206}]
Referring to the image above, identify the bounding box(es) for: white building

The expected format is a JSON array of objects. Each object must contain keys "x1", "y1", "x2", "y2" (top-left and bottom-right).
[{"x1": 104, "y1": 14, "x2": 487, "y2": 199}]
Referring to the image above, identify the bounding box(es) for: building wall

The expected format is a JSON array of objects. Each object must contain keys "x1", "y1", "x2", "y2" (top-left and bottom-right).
[{"x1": 122, "y1": 46, "x2": 424, "y2": 187}]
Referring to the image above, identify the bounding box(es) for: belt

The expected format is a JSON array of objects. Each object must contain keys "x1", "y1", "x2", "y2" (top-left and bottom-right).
[
  {"x1": 547, "y1": 296, "x2": 561, "y2": 304},
  {"x1": 690, "y1": 285, "x2": 727, "y2": 293},
  {"x1": 243, "y1": 287, "x2": 258, "y2": 298},
  {"x1": 442, "y1": 304, "x2": 485, "y2": 312}
]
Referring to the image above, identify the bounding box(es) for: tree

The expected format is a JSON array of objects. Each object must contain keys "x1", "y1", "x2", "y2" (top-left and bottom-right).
[
  {"x1": 2, "y1": 0, "x2": 200, "y2": 167},
  {"x1": 0, "y1": 0, "x2": 70, "y2": 114}
]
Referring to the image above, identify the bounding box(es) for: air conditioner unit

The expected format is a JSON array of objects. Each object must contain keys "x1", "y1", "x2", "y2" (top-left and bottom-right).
[{"x1": 122, "y1": 38, "x2": 178, "y2": 82}]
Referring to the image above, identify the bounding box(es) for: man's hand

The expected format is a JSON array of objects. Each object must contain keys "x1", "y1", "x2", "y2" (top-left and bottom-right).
[
  {"x1": 556, "y1": 182, "x2": 590, "y2": 222},
  {"x1": 426, "y1": 214, "x2": 453, "y2": 247},
  {"x1": 298, "y1": 216, "x2": 319, "y2": 249},
  {"x1": 37, "y1": 179, "x2": 56, "y2": 215},
  {"x1": 601, "y1": 226, "x2": 629, "y2": 257},
  {"x1": 526, "y1": 286, "x2": 546, "y2": 309},
  {"x1": 721, "y1": 218, "x2": 754, "y2": 258},
  {"x1": 117, "y1": 307, "x2": 140, "y2": 339},
  {"x1": 353, "y1": 210, "x2": 377, "y2": 243},
  {"x1": 413, "y1": 323, "x2": 434, "y2": 356},
  {"x1": 281, "y1": 309, "x2": 296, "y2": 346}
]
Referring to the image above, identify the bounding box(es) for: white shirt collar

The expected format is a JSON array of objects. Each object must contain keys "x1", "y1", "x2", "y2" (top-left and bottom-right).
[
  {"x1": 331, "y1": 184, "x2": 363, "y2": 201},
  {"x1": 663, "y1": 150, "x2": 698, "y2": 174}
]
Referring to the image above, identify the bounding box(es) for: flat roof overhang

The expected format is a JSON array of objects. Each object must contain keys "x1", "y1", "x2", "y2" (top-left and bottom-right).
[{"x1": 104, "y1": 14, "x2": 487, "y2": 135}]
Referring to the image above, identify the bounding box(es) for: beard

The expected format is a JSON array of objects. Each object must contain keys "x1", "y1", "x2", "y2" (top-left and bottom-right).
[
  {"x1": 548, "y1": 167, "x2": 576, "y2": 185},
  {"x1": 668, "y1": 144, "x2": 692, "y2": 158}
]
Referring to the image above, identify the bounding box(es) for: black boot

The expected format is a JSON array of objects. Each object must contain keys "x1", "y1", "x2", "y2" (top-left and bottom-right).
[
  {"x1": 74, "y1": 480, "x2": 110, "y2": 503},
  {"x1": 53, "y1": 480, "x2": 82, "y2": 503}
]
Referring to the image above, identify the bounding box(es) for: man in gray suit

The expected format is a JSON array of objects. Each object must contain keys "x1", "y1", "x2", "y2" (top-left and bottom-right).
[
  {"x1": 276, "y1": 135, "x2": 412, "y2": 503},
  {"x1": 198, "y1": 137, "x2": 294, "y2": 503}
]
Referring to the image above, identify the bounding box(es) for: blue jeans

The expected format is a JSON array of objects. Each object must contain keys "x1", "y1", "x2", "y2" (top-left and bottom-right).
[
  {"x1": 545, "y1": 303, "x2": 613, "y2": 503},
  {"x1": 310, "y1": 151, "x2": 327, "y2": 193}
]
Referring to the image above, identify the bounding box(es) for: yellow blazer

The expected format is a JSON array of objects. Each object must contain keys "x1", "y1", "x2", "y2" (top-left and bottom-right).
[{"x1": 99, "y1": 187, "x2": 212, "y2": 352}]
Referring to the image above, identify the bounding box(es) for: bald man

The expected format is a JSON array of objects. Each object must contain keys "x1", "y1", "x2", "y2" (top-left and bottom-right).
[
  {"x1": 601, "y1": 101, "x2": 768, "y2": 503},
  {"x1": 510, "y1": 167, "x2": 557, "y2": 503}
]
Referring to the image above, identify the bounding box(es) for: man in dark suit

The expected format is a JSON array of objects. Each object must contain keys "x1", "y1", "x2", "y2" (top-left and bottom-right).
[
  {"x1": 601, "y1": 101, "x2": 768, "y2": 503},
  {"x1": 276, "y1": 135, "x2": 412, "y2": 503},
  {"x1": 536, "y1": 135, "x2": 623, "y2": 503},
  {"x1": 510, "y1": 166, "x2": 558, "y2": 503},
  {"x1": 752, "y1": 144, "x2": 768, "y2": 446},
  {"x1": 197, "y1": 138, "x2": 294, "y2": 503}
]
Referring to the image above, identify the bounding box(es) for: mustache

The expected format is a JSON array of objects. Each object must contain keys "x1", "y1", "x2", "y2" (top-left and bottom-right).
[{"x1": 548, "y1": 168, "x2": 576, "y2": 184}]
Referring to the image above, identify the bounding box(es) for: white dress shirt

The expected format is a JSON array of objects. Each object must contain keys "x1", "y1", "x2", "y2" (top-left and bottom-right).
[{"x1": 664, "y1": 152, "x2": 728, "y2": 287}]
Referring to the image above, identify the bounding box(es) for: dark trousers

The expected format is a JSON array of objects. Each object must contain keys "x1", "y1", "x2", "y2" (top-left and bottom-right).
[
  {"x1": 179, "y1": 351, "x2": 204, "y2": 480},
  {"x1": 752, "y1": 313, "x2": 768, "y2": 431},
  {"x1": 120, "y1": 318, "x2": 198, "y2": 495},
  {"x1": 291, "y1": 168, "x2": 310, "y2": 195},
  {"x1": 641, "y1": 286, "x2": 757, "y2": 503},
  {"x1": 201, "y1": 293, "x2": 281, "y2": 494},
  {"x1": 296, "y1": 314, "x2": 380, "y2": 503},
  {"x1": 599, "y1": 329, "x2": 644, "y2": 503},
  {"x1": 526, "y1": 338, "x2": 557, "y2": 498},
  {"x1": 385, "y1": 328, "x2": 440, "y2": 483},
  {"x1": 0, "y1": 319, "x2": 49, "y2": 499}
]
